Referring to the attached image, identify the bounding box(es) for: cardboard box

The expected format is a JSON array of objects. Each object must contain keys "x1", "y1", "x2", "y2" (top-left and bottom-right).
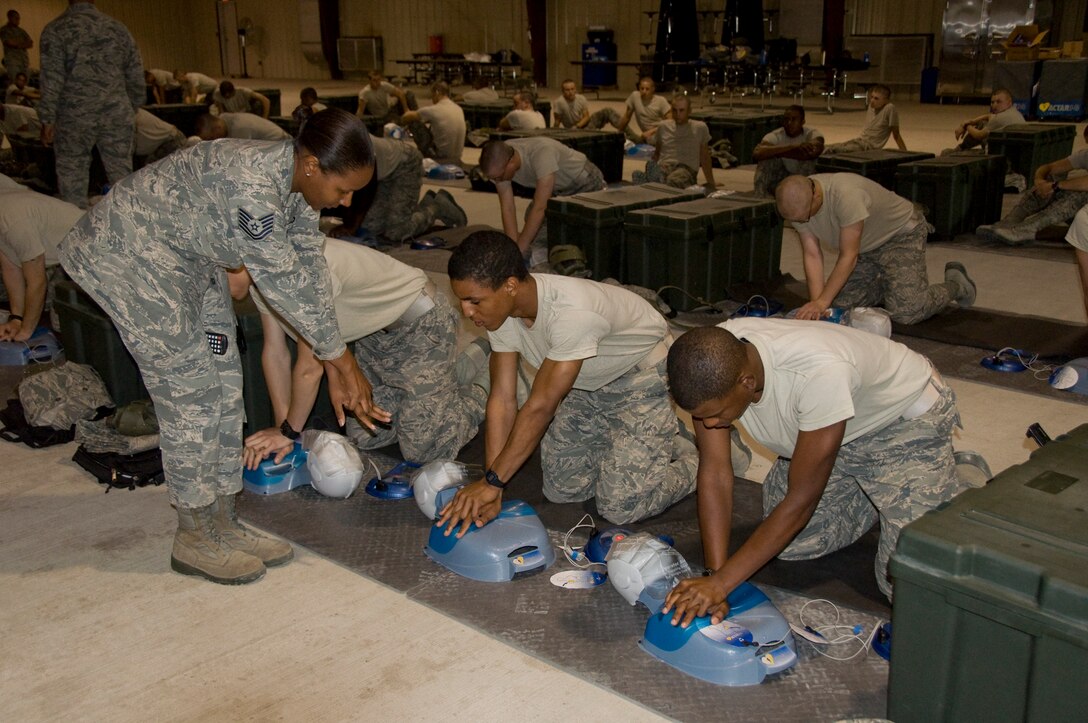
[
  {"x1": 1062, "y1": 37, "x2": 1088, "y2": 58},
  {"x1": 1003, "y1": 25, "x2": 1049, "y2": 61},
  {"x1": 1039, "y1": 47, "x2": 1063, "y2": 60}
]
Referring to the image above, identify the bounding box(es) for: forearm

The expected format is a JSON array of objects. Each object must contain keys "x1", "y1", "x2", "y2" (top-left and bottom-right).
[
  {"x1": 816, "y1": 253, "x2": 858, "y2": 307},
  {"x1": 697, "y1": 471, "x2": 734, "y2": 570},
  {"x1": 517, "y1": 205, "x2": 546, "y2": 253},
  {"x1": 286, "y1": 355, "x2": 323, "y2": 431},
  {"x1": 712, "y1": 493, "x2": 820, "y2": 593},
  {"x1": 261, "y1": 341, "x2": 294, "y2": 423},
  {"x1": 487, "y1": 400, "x2": 556, "y2": 483},
  {"x1": 19, "y1": 273, "x2": 46, "y2": 333},
  {"x1": 483, "y1": 394, "x2": 518, "y2": 469},
  {"x1": 700, "y1": 148, "x2": 716, "y2": 190}
]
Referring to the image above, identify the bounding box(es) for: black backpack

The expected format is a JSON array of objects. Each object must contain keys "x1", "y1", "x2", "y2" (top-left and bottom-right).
[
  {"x1": 0, "y1": 398, "x2": 77, "y2": 448},
  {"x1": 71, "y1": 446, "x2": 165, "y2": 492}
]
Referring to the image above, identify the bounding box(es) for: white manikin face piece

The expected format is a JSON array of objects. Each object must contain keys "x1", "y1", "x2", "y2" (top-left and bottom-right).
[
  {"x1": 306, "y1": 431, "x2": 364, "y2": 499},
  {"x1": 606, "y1": 533, "x2": 692, "y2": 607},
  {"x1": 411, "y1": 460, "x2": 479, "y2": 519}
]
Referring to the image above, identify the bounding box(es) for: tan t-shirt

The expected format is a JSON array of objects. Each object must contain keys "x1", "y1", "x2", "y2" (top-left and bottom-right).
[
  {"x1": 503, "y1": 109, "x2": 547, "y2": 130},
  {"x1": 0, "y1": 182, "x2": 84, "y2": 267},
  {"x1": 723, "y1": 317, "x2": 933, "y2": 458},
  {"x1": 858, "y1": 103, "x2": 900, "y2": 148},
  {"x1": 253, "y1": 237, "x2": 427, "y2": 342},
  {"x1": 509, "y1": 137, "x2": 590, "y2": 193},
  {"x1": 488, "y1": 274, "x2": 667, "y2": 391},
  {"x1": 222, "y1": 113, "x2": 290, "y2": 141},
  {"x1": 418, "y1": 97, "x2": 465, "y2": 165},
  {"x1": 553, "y1": 94, "x2": 589, "y2": 128},
  {"x1": 625, "y1": 91, "x2": 670, "y2": 134},
  {"x1": 760, "y1": 126, "x2": 825, "y2": 173},
  {"x1": 654, "y1": 119, "x2": 710, "y2": 170},
  {"x1": 795, "y1": 173, "x2": 915, "y2": 253}
]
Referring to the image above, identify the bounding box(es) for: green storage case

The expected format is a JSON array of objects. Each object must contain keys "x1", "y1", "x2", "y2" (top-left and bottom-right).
[
  {"x1": 887, "y1": 424, "x2": 1088, "y2": 723},
  {"x1": 53, "y1": 280, "x2": 148, "y2": 406},
  {"x1": 488, "y1": 128, "x2": 625, "y2": 182},
  {"x1": 815, "y1": 149, "x2": 936, "y2": 190},
  {"x1": 270, "y1": 115, "x2": 301, "y2": 138},
  {"x1": 252, "y1": 88, "x2": 281, "y2": 118},
  {"x1": 690, "y1": 109, "x2": 784, "y2": 165},
  {"x1": 546, "y1": 184, "x2": 705, "y2": 281},
  {"x1": 624, "y1": 195, "x2": 783, "y2": 310},
  {"x1": 143, "y1": 103, "x2": 208, "y2": 137},
  {"x1": 233, "y1": 297, "x2": 337, "y2": 434},
  {"x1": 317, "y1": 94, "x2": 359, "y2": 114},
  {"x1": 987, "y1": 122, "x2": 1077, "y2": 181},
  {"x1": 895, "y1": 154, "x2": 1006, "y2": 238}
]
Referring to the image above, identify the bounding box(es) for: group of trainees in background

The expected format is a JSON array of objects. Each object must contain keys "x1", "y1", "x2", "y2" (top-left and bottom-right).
[{"x1": 56, "y1": 108, "x2": 978, "y2": 628}]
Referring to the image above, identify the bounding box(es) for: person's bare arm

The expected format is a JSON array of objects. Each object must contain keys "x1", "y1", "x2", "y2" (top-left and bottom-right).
[
  {"x1": 615, "y1": 106, "x2": 634, "y2": 132},
  {"x1": 890, "y1": 126, "x2": 907, "y2": 150},
  {"x1": 700, "y1": 141, "x2": 717, "y2": 191},
  {"x1": 664, "y1": 423, "x2": 846, "y2": 626},
  {"x1": 797, "y1": 221, "x2": 862, "y2": 319},
  {"x1": 400, "y1": 110, "x2": 422, "y2": 124},
  {"x1": 574, "y1": 106, "x2": 591, "y2": 129},
  {"x1": 0, "y1": 253, "x2": 25, "y2": 341},
  {"x1": 517, "y1": 173, "x2": 556, "y2": 252},
  {"x1": 495, "y1": 181, "x2": 520, "y2": 245},
  {"x1": 13, "y1": 256, "x2": 46, "y2": 341},
  {"x1": 253, "y1": 92, "x2": 271, "y2": 118},
  {"x1": 692, "y1": 420, "x2": 736, "y2": 571}
]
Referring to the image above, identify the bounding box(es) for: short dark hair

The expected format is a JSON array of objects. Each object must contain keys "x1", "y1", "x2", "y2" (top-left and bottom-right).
[
  {"x1": 432, "y1": 81, "x2": 450, "y2": 97},
  {"x1": 448, "y1": 230, "x2": 528, "y2": 289},
  {"x1": 194, "y1": 113, "x2": 226, "y2": 139},
  {"x1": 870, "y1": 84, "x2": 891, "y2": 98},
  {"x1": 296, "y1": 108, "x2": 374, "y2": 175},
  {"x1": 219, "y1": 80, "x2": 235, "y2": 96},
  {"x1": 300, "y1": 86, "x2": 317, "y2": 101},
  {"x1": 992, "y1": 87, "x2": 1013, "y2": 102},
  {"x1": 479, "y1": 139, "x2": 514, "y2": 177},
  {"x1": 666, "y1": 326, "x2": 747, "y2": 410},
  {"x1": 784, "y1": 104, "x2": 805, "y2": 120}
]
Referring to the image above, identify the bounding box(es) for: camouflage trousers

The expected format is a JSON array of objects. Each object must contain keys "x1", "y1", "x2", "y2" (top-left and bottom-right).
[
  {"x1": 997, "y1": 186, "x2": 1088, "y2": 241},
  {"x1": 62, "y1": 239, "x2": 243, "y2": 509},
  {"x1": 360, "y1": 145, "x2": 434, "y2": 242},
  {"x1": 762, "y1": 384, "x2": 968, "y2": 599},
  {"x1": 753, "y1": 158, "x2": 818, "y2": 197},
  {"x1": 833, "y1": 218, "x2": 956, "y2": 324},
  {"x1": 54, "y1": 110, "x2": 135, "y2": 208},
  {"x1": 822, "y1": 138, "x2": 880, "y2": 155},
  {"x1": 585, "y1": 108, "x2": 623, "y2": 133},
  {"x1": 527, "y1": 161, "x2": 606, "y2": 266},
  {"x1": 644, "y1": 159, "x2": 697, "y2": 189},
  {"x1": 541, "y1": 358, "x2": 699, "y2": 524},
  {"x1": 346, "y1": 292, "x2": 486, "y2": 463}
]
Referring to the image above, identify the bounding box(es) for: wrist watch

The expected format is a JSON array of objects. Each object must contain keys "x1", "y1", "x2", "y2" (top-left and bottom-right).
[
  {"x1": 279, "y1": 419, "x2": 300, "y2": 441},
  {"x1": 484, "y1": 469, "x2": 505, "y2": 489}
]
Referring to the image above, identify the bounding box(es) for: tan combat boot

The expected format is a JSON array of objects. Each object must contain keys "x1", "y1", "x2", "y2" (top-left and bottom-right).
[
  {"x1": 171, "y1": 504, "x2": 266, "y2": 584},
  {"x1": 211, "y1": 493, "x2": 294, "y2": 567}
]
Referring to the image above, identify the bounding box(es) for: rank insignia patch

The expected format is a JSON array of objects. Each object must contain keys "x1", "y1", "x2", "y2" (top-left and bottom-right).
[{"x1": 239, "y1": 208, "x2": 275, "y2": 241}]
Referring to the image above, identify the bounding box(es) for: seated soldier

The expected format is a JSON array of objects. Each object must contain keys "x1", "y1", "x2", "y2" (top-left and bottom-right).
[
  {"x1": 947, "y1": 88, "x2": 1025, "y2": 154},
  {"x1": 401, "y1": 82, "x2": 466, "y2": 166},
  {"x1": 195, "y1": 112, "x2": 289, "y2": 142},
  {"x1": 823, "y1": 85, "x2": 906, "y2": 155},
  {"x1": 636, "y1": 94, "x2": 715, "y2": 190},
  {"x1": 775, "y1": 174, "x2": 975, "y2": 324},
  {"x1": 5, "y1": 71, "x2": 38, "y2": 107},
  {"x1": 0, "y1": 174, "x2": 85, "y2": 340},
  {"x1": 752, "y1": 105, "x2": 824, "y2": 197},
  {"x1": 291, "y1": 87, "x2": 327, "y2": 126},
  {"x1": 328, "y1": 135, "x2": 466, "y2": 242},
  {"x1": 661, "y1": 321, "x2": 974, "y2": 625},
  {"x1": 438, "y1": 230, "x2": 699, "y2": 532},
  {"x1": 230, "y1": 238, "x2": 487, "y2": 467},
  {"x1": 552, "y1": 78, "x2": 622, "y2": 130},
  {"x1": 976, "y1": 125, "x2": 1088, "y2": 245},
  {"x1": 498, "y1": 91, "x2": 546, "y2": 131},
  {"x1": 211, "y1": 81, "x2": 271, "y2": 118},
  {"x1": 357, "y1": 70, "x2": 411, "y2": 123},
  {"x1": 455, "y1": 77, "x2": 499, "y2": 103},
  {"x1": 615, "y1": 76, "x2": 671, "y2": 144}
]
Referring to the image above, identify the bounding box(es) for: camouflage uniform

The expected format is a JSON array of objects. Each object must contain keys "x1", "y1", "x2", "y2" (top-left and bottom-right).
[
  {"x1": 986, "y1": 186, "x2": 1088, "y2": 244},
  {"x1": 753, "y1": 157, "x2": 818, "y2": 197},
  {"x1": 642, "y1": 158, "x2": 697, "y2": 189},
  {"x1": 345, "y1": 293, "x2": 486, "y2": 462},
  {"x1": 541, "y1": 359, "x2": 699, "y2": 525},
  {"x1": 38, "y1": 2, "x2": 144, "y2": 208},
  {"x1": 0, "y1": 21, "x2": 31, "y2": 80},
  {"x1": 832, "y1": 218, "x2": 958, "y2": 325},
  {"x1": 361, "y1": 141, "x2": 434, "y2": 241},
  {"x1": 762, "y1": 385, "x2": 969, "y2": 598},
  {"x1": 60, "y1": 140, "x2": 344, "y2": 510}
]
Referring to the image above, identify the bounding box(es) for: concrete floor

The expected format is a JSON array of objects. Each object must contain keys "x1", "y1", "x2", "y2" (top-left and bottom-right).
[{"x1": 2, "y1": 80, "x2": 1086, "y2": 722}]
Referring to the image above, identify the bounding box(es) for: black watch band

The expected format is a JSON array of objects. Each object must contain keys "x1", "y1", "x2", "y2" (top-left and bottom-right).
[
  {"x1": 484, "y1": 469, "x2": 505, "y2": 489},
  {"x1": 279, "y1": 419, "x2": 300, "y2": 441}
]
